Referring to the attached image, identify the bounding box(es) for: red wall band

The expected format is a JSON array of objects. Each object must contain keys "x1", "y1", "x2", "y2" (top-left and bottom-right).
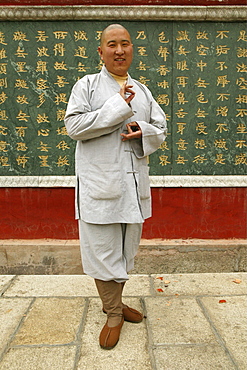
[{"x1": 0, "y1": 187, "x2": 246, "y2": 239}]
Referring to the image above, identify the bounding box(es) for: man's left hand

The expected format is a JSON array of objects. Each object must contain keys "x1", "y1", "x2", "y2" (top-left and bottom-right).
[{"x1": 121, "y1": 122, "x2": 142, "y2": 141}]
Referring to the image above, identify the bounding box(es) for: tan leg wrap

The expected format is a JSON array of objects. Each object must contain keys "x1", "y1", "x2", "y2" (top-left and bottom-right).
[{"x1": 95, "y1": 279, "x2": 123, "y2": 327}]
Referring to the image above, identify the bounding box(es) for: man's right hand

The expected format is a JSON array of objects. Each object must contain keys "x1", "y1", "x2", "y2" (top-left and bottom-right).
[{"x1": 119, "y1": 81, "x2": 135, "y2": 105}]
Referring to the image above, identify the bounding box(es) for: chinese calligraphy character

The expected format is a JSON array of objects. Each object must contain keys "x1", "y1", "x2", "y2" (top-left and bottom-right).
[
  {"x1": 56, "y1": 140, "x2": 70, "y2": 150},
  {"x1": 156, "y1": 94, "x2": 169, "y2": 105},
  {"x1": 56, "y1": 155, "x2": 69, "y2": 167},
  {"x1": 214, "y1": 139, "x2": 228, "y2": 150},
  {"x1": 39, "y1": 155, "x2": 50, "y2": 167},
  {"x1": 53, "y1": 31, "x2": 68, "y2": 39},
  {"x1": 216, "y1": 30, "x2": 229, "y2": 39},
  {"x1": 176, "y1": 61, "x2": 189, "y2": 71},
  {"x1": 74, "y1": 31, "x2": 88, "y2": 41},
  {"x1": 176, "y1": 92, "x2": 188, "y2": 104},
  {"x1": 216, "y1": 106, "x2": 228, "y2": 117},
  {"x1": 159, "y1": 155, "x2": 170, "y2": 166},
  {"x1": 235, "y1": 153, "x2": 247, "y2": 165},
  {"x1": 136, "y1": 31, "x2": 146, "y2": 40},
  {"x1": 214, "y1": 154, "x2": 225, "y2": 164},
  {"x1": 197, "y1": 92, "x2": 208, "y2": 103},
  {"x1": 193, "y1": 155, "x2": 207, "y2": 163},
  {"x1": 197, "y1": 60, "x2": 207, "y2": 72},
  {"x1": 74, "y1": 46, "x2": 88, "y2": 58},
  {"x1": 36, "y1": 61, "x2": 48, "y2": 74},
  {"x1": 196, "y1": 31, "x2": 209, "y2": 40},
  {"x1": 216, "y1": 61, "x2": 228, "y2": 71},
  {"x1": 176, "y1": 31, "x2": 190, "y2": 41},
  {"x1": 37, "y1": 47, "x2": 49, "y2": 57},
  {"x1": 36, "y1": 31, "x2": 48, "y2": 42},
  {"x1": 13, "y1": 31, "x2": 29, "y2": 41},
  {"x1": 158, "y1": 32, "x2": 169, "y2": 43},
  {"x1": 176, "y1": 122, "x2": 187, "y2": 135},
  {"x1": 158, "y1": 46, "x2": 169, "y2": 61},
  {"x1": 15, "y1": 79, "x2": 29, "y2": 89},
  {"x1": 196, "y1": 44, "x2": 209, "y2": 56},
  {"x1": 196, "y1": 122, "x2": 208, "y2": 134},
  {"x1": 194, "y1": 138, "x2": 207, "y2": 149},
  {"x1": 16, "y1": 111, "x2": 30, "y2": 122},
  {"x1": 237, "y1": 30, "x2": 247, "y2": 42},
  {"x1": 216, "y1": 45, "x2": 230, "y2": 56},
  {"x1": 36, "y1": 113, "x2": 49, "y2": 123},
  {"x1": 176, "y1": 76, "x2": 188, "y2": 87},
  {"x1": 195, "y1": 78, "x2": 209, "y2": 88},
  {"x1": 216, "y1": 123, "x2": 228, "y2": 133},
  {"x1": 54, "y1": 43, "x2": 65, "y2": 56},
  {"x1": 16, "y1": 95, "x2": 29, "y2": 104},
  {"x1": 16, "y1": 154, "x2": 29, "y2": 167}
]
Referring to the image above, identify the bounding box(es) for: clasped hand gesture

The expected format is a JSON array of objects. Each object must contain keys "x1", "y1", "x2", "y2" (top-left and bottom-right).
[{"x1": 120, "y1": 82, "x2": 142, "y2": 141}]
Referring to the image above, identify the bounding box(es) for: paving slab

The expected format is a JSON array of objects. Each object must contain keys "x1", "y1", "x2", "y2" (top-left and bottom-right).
[
  {"x1": 152, "y1": 272, "x2": 247, "y2": 296},
  {"x1": 0, "y1": 298, "x2": 32, "y2": 356},
  {"x1": 12, "y1": 297, "x2": 85, "y2": 345},
  {"x1": 200, "y1": 295, "x2": 247, "y2": 370},
  {"x1": 145, "y1": 296, "x2": 217, "y2": 345},
  {"x1": 0, "y1": 276, "x2": 15, "y2": 295},
  {"x1": 2, "y1": 275, "x2": 97, "y2": 297},
  {"x1": 3, "y1": 274, "x2": 151, "y2": 297},
  {"x1": 153, "y1": 345, "x2": 236, "y2": 370},
  {"x1": 0, "y1": 346, "x2": 77, "y2": 370},
  {"x1": 78, "y1": 297, "x2": 152, "y2": 370}
]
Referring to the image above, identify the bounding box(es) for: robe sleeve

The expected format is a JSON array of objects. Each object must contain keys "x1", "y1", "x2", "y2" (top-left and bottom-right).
[
  {"x1": 64, "y1": 77, "x2": 134, "y2": 141},
  {"x1": 131, "y1": 96, "x2": 167, "y2": 158}
]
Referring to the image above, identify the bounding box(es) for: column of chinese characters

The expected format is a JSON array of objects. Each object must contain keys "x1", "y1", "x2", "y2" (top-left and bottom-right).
[
  {"x1": 13, "y1": 31, "x2": 31, "y2": 170},
  {"x1": 193, "y1": 28, "x2": 210, "y2": 169},
  {"x1": 173, "y1": 28, "x2": 191, "y2": 169},
  {"x1": 235, "y1": 29, "x2": 247, "y2": 166},
  {"x1": 0, "y1": 30, "x2": 10, "y2": 168},
  {"x1": 155, "y1": 29, "x2": 171, "y2": 168},
  {"x1": 213, "y1": 30, "x2": 232, "y2": 167}
]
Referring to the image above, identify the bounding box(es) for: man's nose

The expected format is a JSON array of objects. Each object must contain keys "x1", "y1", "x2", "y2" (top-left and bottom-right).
[{"x1": 115, "y1": 44, "x2": 124, "y2": 54}]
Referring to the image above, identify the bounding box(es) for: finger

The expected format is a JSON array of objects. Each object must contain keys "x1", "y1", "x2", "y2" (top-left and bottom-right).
[{"x1": 125, "y1": 93, "x2": 135, "y2": 104}]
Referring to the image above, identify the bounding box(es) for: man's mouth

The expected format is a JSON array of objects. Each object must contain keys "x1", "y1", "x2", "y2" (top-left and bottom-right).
[{"x1": 115, "y1": 58, "x2": 125, "y2": 62}]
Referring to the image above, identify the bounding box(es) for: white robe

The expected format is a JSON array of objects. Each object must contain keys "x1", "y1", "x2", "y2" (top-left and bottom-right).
[{"x1": 64, "y1": 66, "x2": 167, "y2": 225}]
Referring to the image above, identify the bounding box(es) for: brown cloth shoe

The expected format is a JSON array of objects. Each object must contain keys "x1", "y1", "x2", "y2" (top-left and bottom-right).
[
  {"x1": 99, "y1": 316, "x2": 124, "y2": 350},
  {"x1": 103, "y1": 305, "x2": 143, "y2": 323},
  {"x1": 122, "y1": 305, "x2": 143, "y2": 323}
]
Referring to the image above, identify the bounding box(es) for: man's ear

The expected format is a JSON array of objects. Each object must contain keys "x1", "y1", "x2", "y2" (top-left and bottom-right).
[{"x1": 98, "y1": 46, "x2": 103, "y2": 60}]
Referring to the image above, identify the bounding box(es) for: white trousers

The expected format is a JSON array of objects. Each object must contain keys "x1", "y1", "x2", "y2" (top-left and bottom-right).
[{"x1": 78, "y1": 220, "x2": 143, "y2": 283}]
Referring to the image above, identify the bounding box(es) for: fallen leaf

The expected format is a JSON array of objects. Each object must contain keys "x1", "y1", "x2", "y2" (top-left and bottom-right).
[
  {"x1": 233, "y1": 279, "x2": 241, "y2": 284},
  {"x1": 156, "y1": 277, "x2": 163, "y2": 280},
  {"x1": 157, "y1": 288, "x2": 164, "y2": 292},
  {"x1": 166, "y1": 301, "x2": 171, "y2": 306},
  {"x1": 219, "y1": 299, "x2": 227, "y2": 303},
  {"x1": 164, "y1": 280, "x2": 170, "y2": 284}
]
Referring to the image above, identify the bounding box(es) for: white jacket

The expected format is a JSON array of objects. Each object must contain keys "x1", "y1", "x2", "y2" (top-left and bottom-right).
[{"x1": 64, "y1": 66, "x2": 167, "y2": 224}]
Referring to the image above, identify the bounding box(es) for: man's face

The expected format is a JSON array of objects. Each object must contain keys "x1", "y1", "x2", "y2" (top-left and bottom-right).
[{"x1": 98, "y1": 27, "x2": 133, "y2": 76}]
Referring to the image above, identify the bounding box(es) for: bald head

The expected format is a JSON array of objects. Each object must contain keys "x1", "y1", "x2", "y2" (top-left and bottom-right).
[{"x1": 100, "y1": 24, "x2": 131, "y2": 46}]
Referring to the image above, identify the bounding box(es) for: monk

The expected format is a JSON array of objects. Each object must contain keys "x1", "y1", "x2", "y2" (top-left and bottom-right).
[{"x1": 65, "y1": 24, "x2": 167, "y2": 349}]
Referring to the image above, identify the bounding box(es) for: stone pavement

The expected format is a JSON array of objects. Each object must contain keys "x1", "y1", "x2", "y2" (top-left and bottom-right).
[{"x1": 0, "y1": 273, "x2": 246, "y2": 370}]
